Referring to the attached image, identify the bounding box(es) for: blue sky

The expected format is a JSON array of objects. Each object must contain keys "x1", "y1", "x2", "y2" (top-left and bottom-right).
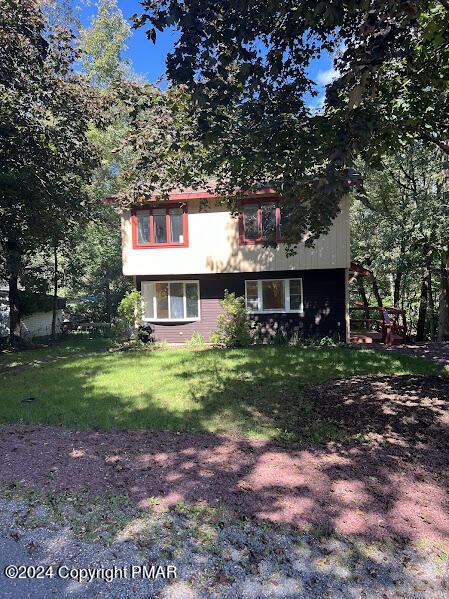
[{"x1": 77, "y1": 0, "x2": 336, "y2": 108}]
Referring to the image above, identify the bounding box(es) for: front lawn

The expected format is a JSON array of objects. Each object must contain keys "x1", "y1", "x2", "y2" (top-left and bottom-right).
[{"x1": 0, "y1": 337, "x2": 445, "y2": 443}]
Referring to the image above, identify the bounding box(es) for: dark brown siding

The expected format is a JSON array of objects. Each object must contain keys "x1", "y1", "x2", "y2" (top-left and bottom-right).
[{"x1": 136, "y1": 269, "x2": 347, "y2": 343}]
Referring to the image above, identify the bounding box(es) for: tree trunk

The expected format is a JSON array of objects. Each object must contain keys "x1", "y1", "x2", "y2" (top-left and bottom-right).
[
  {"x1": 356, "y1": 276, "x2": 370, "y2": 318},
  {"x1": 416, "y1": 276, "x2": 428, "y2": 342},
  {"x1": 371, "y1": 274, "x2": 383, "y2": 307},
  {"x1": 393, "y1": 271, "x2": 402, "y2": 308},
  {"x1": 427, "y1": 268, "x2": 436, "y2": 341},
  {"x1": 105, "y1": 281, "x2": 112, "y2": 323},
  {"x1": 51, "y1": 244, "x2": 58, "y2": 341},
  {"x1": 6, "y1": 239, "x2": 21, "y2": 346},
  {"x1": 438, "y1": 254, "x2": 449, "y2": 341}
]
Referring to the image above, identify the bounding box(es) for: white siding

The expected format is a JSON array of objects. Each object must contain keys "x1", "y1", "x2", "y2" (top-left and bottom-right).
[
  {"x1": 122, "y1": 197, "x2": 350, "y2": 276},
  {"x1": 20, "y1": 310, "x2": 63, "y2": 339}
]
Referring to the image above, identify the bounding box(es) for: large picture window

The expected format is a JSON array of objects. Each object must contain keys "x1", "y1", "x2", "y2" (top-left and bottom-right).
[
  {"x1": 141, "y1": 281, "x2": 200, "y2": 321},
  {"x1": 239, "y1": 200, "x2": 281, "y2": 244},
  {"x1": 245, "y1": 279, "x2": 303, "y2": 313},
  {"x1": 133, "y1": 204, "x2": 188, "y2": 248}
]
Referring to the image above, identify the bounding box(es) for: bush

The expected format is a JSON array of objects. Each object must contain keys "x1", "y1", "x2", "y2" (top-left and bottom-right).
[
  {"x1": 116, "y1": 289, "x2": 143, "y2": 339},
  {"x1": 137, "y1": 323, "x2": 154, "y2": 343},
  {"x1": 188, "y1": 331, "x2": 206, "y2": 347},
  {"x1": 210, "y1": 291, "x2": 254, "y2": 348}
]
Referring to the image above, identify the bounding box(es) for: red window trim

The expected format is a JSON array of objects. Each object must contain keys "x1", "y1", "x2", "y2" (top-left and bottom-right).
[
  {"x1": 131, "y1": 203, "x2": 189, "y2": 249},
  {"x1": 238, "y1": 198, "x2": 283, "y2": 245}
]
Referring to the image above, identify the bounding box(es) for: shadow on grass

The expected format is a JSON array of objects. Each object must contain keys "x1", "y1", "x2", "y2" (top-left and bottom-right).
[{"x1": 0, "y1": 345, "x2": 448, "y2": 553}]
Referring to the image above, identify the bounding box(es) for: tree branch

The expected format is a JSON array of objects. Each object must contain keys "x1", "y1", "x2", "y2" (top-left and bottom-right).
[{"x1": 420, "y1": 133, "x2": 449, "y2": 155}]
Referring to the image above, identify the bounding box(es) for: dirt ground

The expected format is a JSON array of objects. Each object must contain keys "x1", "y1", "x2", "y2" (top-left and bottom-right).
[
  {"x1": 374, "y1": 341, "x2": 449, "y2": 365},
  {"x1": 1, "y1": 373, "x2": 448, "y2": 548}
]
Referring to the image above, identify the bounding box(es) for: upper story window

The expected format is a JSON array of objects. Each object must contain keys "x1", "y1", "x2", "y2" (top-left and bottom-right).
[
  {"x1": 239, "y1": 200, "x2": 282, "y2": 245},
  {"x1": 132, "y1": 203, "x2": 188, "y2": 248}
]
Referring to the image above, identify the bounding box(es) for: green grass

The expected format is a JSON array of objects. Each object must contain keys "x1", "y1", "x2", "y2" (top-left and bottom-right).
[{"x1": 0, "y1": 337, "x2": 445, "y2": 443}]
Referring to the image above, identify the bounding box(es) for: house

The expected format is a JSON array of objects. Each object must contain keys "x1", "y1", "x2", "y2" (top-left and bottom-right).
[{"x1": 120, "y1": 186, "x2": 350, "y2": 343}]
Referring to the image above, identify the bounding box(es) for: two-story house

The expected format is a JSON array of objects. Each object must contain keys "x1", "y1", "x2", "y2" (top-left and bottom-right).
[{"x1": 121, "y1": 186, "x2": 350, "y2": 343}]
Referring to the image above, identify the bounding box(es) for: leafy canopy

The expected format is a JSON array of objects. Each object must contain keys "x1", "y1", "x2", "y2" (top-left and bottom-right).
[
  {"x1": 0, "y1": 0, "x2": 98, "y2": 257},
  {"x1": 80, "y1": 0, "x2": 132, "y2": 87},
  {"x1": 131, "y1": 1, "x2": 449, "y2": 244}
]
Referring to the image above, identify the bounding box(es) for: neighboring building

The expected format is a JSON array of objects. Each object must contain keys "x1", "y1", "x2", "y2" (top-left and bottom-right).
[
  {"x1": 0, "y1": 286, "x2": 66, "y2": 342},
  {"x1": 120, "y1": 187, "x2": 350, "y2": 343}
]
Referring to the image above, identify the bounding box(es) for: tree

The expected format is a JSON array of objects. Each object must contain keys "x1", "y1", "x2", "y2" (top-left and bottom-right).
[
  {"x1": 64, "y1": 208, "x2": 130, "y2": 322},
  {"x1": 350, "y1": 143, "x2": 449, "y2": 340},
  {"x1": 80, "y1": 0, "x2": 131, "y2": 87},
  {"x1": 132, "y1": 1, "x2": 449, "y2": 245},
  {"x1": 0, "y1": 0, "x2": 98, "y2": 344},
  {"x1": 62, "y1": 0, "x2": 138, "y2": 322}
]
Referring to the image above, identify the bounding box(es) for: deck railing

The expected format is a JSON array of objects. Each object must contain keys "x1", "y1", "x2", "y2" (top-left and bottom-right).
[{"x1": 350, "y1": 306, "x2": 407, "y2": 345}]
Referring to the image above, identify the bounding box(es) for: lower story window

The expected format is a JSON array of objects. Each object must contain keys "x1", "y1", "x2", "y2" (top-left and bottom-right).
[
  {"x1": 245, "y1": 278, "x2": 303, "y2": 312},
  {"x1": 141, "y1": 281, "x2": 200, "y2": 321}
]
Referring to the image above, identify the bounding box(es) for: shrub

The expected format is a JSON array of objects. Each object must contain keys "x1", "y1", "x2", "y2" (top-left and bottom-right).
[
  {"x1": 272, "y1": 328, "x2": 288, "y2": 346},
  {"x1": 111, "y1": 318, "x2": 131, "y2": 341},
  {"x1": 188, "y1": 330, "x2": 206, "y2": 347},
  {"x1": 116, "y1": 289, "x2": 144, "y2": 340},
  {"x1": 210, "y1": 290, "x2": 254, "y2": 348},
  {"x1": 117, "y1": 289, "x2": 143, "y2": 324},
  {"x1": 288, "y1": 329, "x2": 303, "y2": 346},
  {"x1": 137, "y1": 323, "x2": 154, "y2": 343}
]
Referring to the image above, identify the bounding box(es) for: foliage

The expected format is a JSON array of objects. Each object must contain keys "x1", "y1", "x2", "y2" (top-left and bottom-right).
[
  {"x1": 188, "y1": 331, "x2": 206, "y2": 348},
  {"x1": 116, "y1": 289, "x2": 143, "y2": 331},
  {"x1": 137, "y1": 323, "x2": 154, "y2": 344},
  {"x1": 80, "y1": 0, "x2": 131, "y2": 87},
  {"x1": 64, "y1": 208, "x2": 131, "y2": 322},
  {"x1": 110, "y1": 317, "x2": 131, "y2": 342},
  {"x1": 113, "y1": 83, "x2": 207, "y2": 208},
  {"x1": 63, "y1": 0, "x2": 138, "y2": 321},
  {"x1": 0, "y1": 0, "x2": 99, "y2": 342},
  {"x1": 210, "y1": 291, "x2": 254, "y2": 348},
  {"x1": 0, "y1": 337, "x2": 443, "y2": 442},
  {"x1": 351, "y1": 142, "x2": 449, "y2": 339},
  {"x1": 17, "y1": 291, "x2": 60, "y2": 317},
  {"x1": 132, "y1": 1, "x2": 449, "y2": 245},
  {"x1": 271, "y1": 328, "x2": 289, "y2": 347}
]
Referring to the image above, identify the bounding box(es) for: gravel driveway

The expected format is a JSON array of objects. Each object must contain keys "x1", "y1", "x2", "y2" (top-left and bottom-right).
[{"x1": 0, "y1": 492, "x2": 448, "y2": 599}]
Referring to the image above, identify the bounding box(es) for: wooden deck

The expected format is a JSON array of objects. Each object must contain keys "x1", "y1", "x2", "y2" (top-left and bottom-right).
[{"x1": 350, "y1": 306, "x2": 407, "y2": 346}]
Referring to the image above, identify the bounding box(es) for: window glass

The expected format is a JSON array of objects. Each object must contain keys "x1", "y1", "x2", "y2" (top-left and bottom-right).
[
  {"x1": 142, "y1": 283, "x2": 154, "y2": 318},
  {"x1": 185, "y1": 282, "x2": 199, "y2": 318},
  {"x1": 243, "y1": 204, "x2": 259, "y2": 240},
  {"x1": 155, "y1": 282, "x2": 169, "y2": 318},
  {"x1": 137, "y1": 210, "x2": 150, "y2": 244},
  {"x1": 169, "y1": 208, "x2": 183, "y2": 243},
  {"x1": 153, "y1": 208, "x2": 167, "y2": 244},
  {"x1": 169, "y1": 282, "x2": 184, "y2": 319},
  {"x1": 261, "y1": 203, "x2": 276, "y2": 242},
  {"x1": 262, "y1": 280, "x2": 284, "y2": 310},
  {"x1": 289, "y1": 279, "x2": 302, "y2": 310},
  {"x1": 246, "y1": 281, "x2": 259, "y2": 310}
]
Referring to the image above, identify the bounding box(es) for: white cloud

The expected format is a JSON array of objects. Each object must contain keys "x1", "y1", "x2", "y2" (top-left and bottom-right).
[
  {"x1": 307, "y1": 94, "x2": 325, "y2": 113},
  {"x1": 316, "y1": 66, "x2": 339, "y2": 87}
]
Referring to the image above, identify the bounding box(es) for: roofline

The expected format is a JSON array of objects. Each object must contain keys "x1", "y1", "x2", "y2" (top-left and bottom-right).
[
  {"x1": 105, "y1": 186, "x2": 279, "y2": 205},
  {"x1": 159, "y1": 187, "x2": 279, "y2": 201}
]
